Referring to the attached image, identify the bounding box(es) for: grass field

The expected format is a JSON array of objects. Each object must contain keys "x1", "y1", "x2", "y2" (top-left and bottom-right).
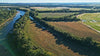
[
  {"x1": 69, "y1": 8, "x2": 91, "y2": 11},
  {"x1": 37, "y1": 13, "x2": 75, "y2": 18},
  {"x1": 24, "y1": 20, "x2": 82, "y2": 56},
  {"x1": 24, "y1": 20, "x2": 100, "y2": 56},
  {"x1": 30, "y1": 7, "x2": 68, "y2": 11},
  {"x1": 77, "y1": 13, "x2": 100, "y2": 31},
  {"x1": 48, "y1": 22, "x2": 100, "y2": 42}
]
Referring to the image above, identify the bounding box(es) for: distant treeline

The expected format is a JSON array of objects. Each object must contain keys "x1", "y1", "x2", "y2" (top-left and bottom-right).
[
  {"x1": 37, "y1": 9, "x2": 100, "y2": 13},
  {"x1": 7, "y1": 12, "x2": 53, "y2": 56},
  {"x1": 2, "y1": 3, "x2": 100, "y2": 9},
  {"x1": 0, "y1": 3, "x2": 99, "y2": 9},
  {"x1": 30, "y1": 11, "x2": 100, "y2": 52},
  {"x1": 41, "y1": 13, "x2": 80, "y2": 22}
]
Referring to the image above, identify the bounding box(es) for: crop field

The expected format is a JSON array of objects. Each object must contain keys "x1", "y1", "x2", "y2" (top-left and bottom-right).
[
  {"x1": 48, "y1": 22, "x2": 100, "y2": 42},
  {"x1": 37, "y1": 13, "x2": 75, "y2": 18},
  {"x1": 69, "y1": 8, "x2": 91, "y2": 11},
  {"x1": 23, "y1": 20, "x2": 100, "y2": 56},
  {"x1": 25, "y1": 20, "x2": 83, "y2": 56},
  {"x1": 30, "y1": 7, "x2": 68, "y2": 11},
  {"x1": 77, "y1": 13, "x2": 100, "y2": 31}
]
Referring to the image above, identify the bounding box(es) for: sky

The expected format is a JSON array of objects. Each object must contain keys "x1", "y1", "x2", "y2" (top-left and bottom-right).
[{"x1": 1, "y1": 0, "x2": 100, "y2": 3}]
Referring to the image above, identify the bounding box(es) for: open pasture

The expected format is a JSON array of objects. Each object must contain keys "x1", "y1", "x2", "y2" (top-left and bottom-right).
[
  {"x1": 69, "y1": 8, "x2": 91, "y2": 11},
  {"x1": 30, "y1": 7, "x2": 68, "y2": 11},
  {"x1": 37, "y1": 13, "x2": 75, "y2": 18},
  {"x1": 48, "y1": 22, "x2": 100, "y2": 42},
  {"x1": 77, "y1": 13, "x2": 100, "y2": 31}
]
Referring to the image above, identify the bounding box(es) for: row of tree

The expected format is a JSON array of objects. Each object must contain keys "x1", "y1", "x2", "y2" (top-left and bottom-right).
[
  {"x1": 0, "y1": 8, "x2": 17, "y2": 24},
  {"x1": 7, "y1": 11, "x2": 53, "y2": 56},
  {"x1": 42, "y1": 14, "x2": 80, "y2": 22},
  {"x1": 30, "y1": 11, "x2": 100, "y2": 52},
  {"x1": 37, "y1": 9, "x2": 100, "y2": 13}
]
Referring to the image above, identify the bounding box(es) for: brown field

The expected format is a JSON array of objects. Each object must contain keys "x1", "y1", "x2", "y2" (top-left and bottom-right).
[
  {"x1": 25, "y1": 20, "x2": 81, "y2": 56},
  {"x1": 48, "y1": 22, "x2": 100, "y2": 42},
  {"x1": 25, "y1": 20, "x2": 99, "y2": 56}
]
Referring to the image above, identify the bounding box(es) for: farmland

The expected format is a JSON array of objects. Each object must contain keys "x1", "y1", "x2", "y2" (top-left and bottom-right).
[
  {"x1": 69, "y1": 8, "x2": 91, "y2": 11},
  {"x1": 37, "y1": 13, "x2": 75, "y2": 18},
  {"x1": 22, "y1": 20, "x2": 100, "y2": 56},
  {"x1": 1, "y1": 3, "x2": 100, "y2": 56},
  {"x1": 77, "y1": 13, "x2": 100, "y2": 31},
  {"x1": 25, "y1": 20, "x2": 81, "y2": 56},
  {"x1": 30, "y1": 7, "x2": 68, "y2": 11},
  {"x1": 48, "y1": 22, "x2": 100, "y2": 42}
]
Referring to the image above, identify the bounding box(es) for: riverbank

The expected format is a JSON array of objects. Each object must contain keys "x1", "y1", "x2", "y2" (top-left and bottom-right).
[
  {"x1": 0, "y1": 10, "x2": 25, "y2": 56},
  {"x1": 0, "y1": 11, "x2": 18, "y2": 30}
]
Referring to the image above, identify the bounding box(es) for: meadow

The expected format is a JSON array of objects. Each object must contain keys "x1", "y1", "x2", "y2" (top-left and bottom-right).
[
  {"x1": 69, "y1": 8, "x2": 91, "y2": 11},
  {"x1": 30, "y1": 7, "x2": 68, "y2": 11},
  {"x1": 77, "y1": 13, "x2": 100, "y2": 31},
  {"x1": 30, "y1": 11, "x2": 100, "y2": 56},
  {"x1": 26, "y1": 20, "x2": 82, "y2": 56},
  {"x1": 48, "y1": 22, "x2": 100, "y2": 42},
  {"x1": 37, "y1": 13, "x2": 75, "y2": 18}
]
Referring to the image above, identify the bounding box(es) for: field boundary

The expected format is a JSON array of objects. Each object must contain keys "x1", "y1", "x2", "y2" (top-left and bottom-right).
[
  {"x1": 77, "y1": 13, "x2": 100, "y2": 33},
  {"x1": 81, "y1": 22, "x2": 100, "y2": 33}
]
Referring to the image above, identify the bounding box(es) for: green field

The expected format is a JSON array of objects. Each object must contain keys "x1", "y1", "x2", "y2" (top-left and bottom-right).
[
  {"x1": 30, "y1": 7, "x2": 68, "y2": 11},
  {"x1": 69, "y1": 8, "x2": 91, "y2": 11},
  {"x1": 78, "y1": 13, "x2": 100, "y2": 31},
  {"x1": 37, "y1": 13, "x2": 75, "y2": 18}
]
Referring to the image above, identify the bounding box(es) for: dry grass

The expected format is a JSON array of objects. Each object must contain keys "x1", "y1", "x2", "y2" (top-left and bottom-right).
[
  {"x1": 25, "y1": 20, "x2": 82, "y2": 56},
  {"x1": 48, "y1": 22, "x2": 100, "y2": 42}
]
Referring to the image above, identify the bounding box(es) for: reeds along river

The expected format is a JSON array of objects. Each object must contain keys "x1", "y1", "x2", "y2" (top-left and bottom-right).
[{"x1": 0, "y1": 10, "x2": 25, "y2": 56}]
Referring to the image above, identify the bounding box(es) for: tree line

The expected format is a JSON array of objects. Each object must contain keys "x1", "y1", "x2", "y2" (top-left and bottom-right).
[
  {"x1": 41, "y1": 13, "x2": 80, "y2": 22},
  {"x1": 7, "y1": 11, "x2": 53, "y2": 56},
  {"x1": 30, "y1": 11, "x2": 100, "y2": 52},
  {"x1": 0, "y1": 8, "x2": 17, "y2": 24}
]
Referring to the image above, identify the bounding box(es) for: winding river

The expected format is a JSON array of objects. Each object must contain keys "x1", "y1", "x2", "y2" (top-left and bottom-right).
[{"x1": 0, "y1": 10, "x2": 25, "y2": 56}]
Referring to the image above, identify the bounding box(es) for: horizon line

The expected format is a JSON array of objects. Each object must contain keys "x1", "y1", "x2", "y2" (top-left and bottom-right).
[{"x1": 1, "y1": 2, "x2": 100, "y2": 3}]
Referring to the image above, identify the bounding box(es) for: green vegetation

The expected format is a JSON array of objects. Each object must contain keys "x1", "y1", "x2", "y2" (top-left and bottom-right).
[
  {"x1": 37, "y1": 13, "x2": 75, "y2": 18},
  {"x1": 48, "y1": 22, "x2": 100, "y2": 41},
  {"x1": 69, "y1": 8, "x2": 91, "y2": 11},
  {"x1": 78, "y1": 13, "x2": 100, "y2": 31},
  {"x1": 30, "y1": 10, "x2": 100, "y2": 53},
  {"x1": 30, "y1": 7, "x2": 65, "y2": 11},
  {"x1": 7, "y1": 12, "x2": 53, "y2": 56},
  {"x1": 0, "y1": 8, "x2": 17, "y2": 24},
  {"x1": 37, "y1": 12, "x2": 80, "y2": 21}
]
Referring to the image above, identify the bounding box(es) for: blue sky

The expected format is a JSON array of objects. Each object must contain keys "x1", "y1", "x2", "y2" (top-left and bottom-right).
[{"x1": 1, "y1": 0, "x2": 100, "y2": 3}]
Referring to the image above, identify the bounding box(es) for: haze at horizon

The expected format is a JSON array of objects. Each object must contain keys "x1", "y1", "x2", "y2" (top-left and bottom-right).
[{"x1": 1, "y1": 0, "x2": 100, "y2": 3}]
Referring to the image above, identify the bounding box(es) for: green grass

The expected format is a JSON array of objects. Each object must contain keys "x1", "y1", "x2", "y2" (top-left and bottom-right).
[
  {"x1": 30, "y1": 7, "x2": 67, "y2": 11},
  {"x1": 78, "y1": 13, "x2": 100, "y2": 31},
  {"x1": 37, "y1": 13, "x2": 75, "y2": 18},
  {"x1": 69, "y1": 8, "x2": 91, "y2": 11}
]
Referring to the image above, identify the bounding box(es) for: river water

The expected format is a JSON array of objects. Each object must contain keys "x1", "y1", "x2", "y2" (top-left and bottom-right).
[{"x1": 0, "y1": 10, "x2": 25, "y2": 56}]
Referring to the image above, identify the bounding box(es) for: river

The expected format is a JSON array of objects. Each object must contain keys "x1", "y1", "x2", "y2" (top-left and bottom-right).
[{"x1": 0, "y1": 10, "x2": 25, "y2": 56}]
